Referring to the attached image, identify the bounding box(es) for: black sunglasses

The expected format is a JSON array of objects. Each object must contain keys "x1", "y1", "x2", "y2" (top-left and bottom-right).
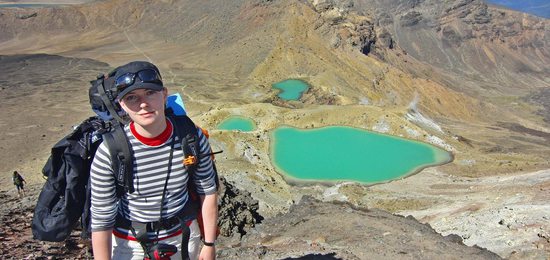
[{"x1": 114, "y1": 69, "x2": 163, "y2": 91}]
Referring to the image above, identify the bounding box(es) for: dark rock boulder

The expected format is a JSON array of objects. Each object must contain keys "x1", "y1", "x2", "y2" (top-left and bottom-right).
[{"x1": 218, "y1": 177, "x2": 264, "y2": 237}]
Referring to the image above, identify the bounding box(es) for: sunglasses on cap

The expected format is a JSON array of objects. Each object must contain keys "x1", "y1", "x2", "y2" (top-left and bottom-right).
[{"x1": 114, "y1": 69, "x2": 163, "y2": 91}]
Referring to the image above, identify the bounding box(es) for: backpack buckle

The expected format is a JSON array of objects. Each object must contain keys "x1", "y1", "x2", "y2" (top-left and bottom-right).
[{"x1": 183, "y1": 155, "x2": 197, "y2": 166}]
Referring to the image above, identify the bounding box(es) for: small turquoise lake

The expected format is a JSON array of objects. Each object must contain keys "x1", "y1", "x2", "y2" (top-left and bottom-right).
[
  {"x1": 0, "y1": 4, "x2": 57, "y2": 8},
  {"x1": 271, "y1": 126, "x2": 452, "y2": 184},
  {"x1": 217, "y1": 116, "x2": 256, "y2": 131},
  {"x1": 273, "y1": 79, "x2": 309, "y2": 101}
]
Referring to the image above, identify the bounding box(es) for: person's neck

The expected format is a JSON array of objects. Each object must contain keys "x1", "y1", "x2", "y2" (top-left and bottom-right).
[{"x1": 132, "y1": 118, "x2": 167, "y2": 138}]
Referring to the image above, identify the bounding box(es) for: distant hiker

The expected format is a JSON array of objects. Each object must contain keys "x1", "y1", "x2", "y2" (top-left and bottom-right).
[
  {"x1": 12, "y1": 171, "x2": 26, "y2": 197},
  {"x1": 90, "y1": 61, "x2": 218, "y2": 260}
]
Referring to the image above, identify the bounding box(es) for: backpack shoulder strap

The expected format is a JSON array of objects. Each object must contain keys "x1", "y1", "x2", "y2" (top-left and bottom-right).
[
  {"x1": 171, "y1": 114, "x2": 197, "y2": 137},
  {"x1": 170, "y1": 115, "x2": 200, "y2": 172},
  {"x1": 102, "y1": 122, "x2": 134, "y2": 196},
  {"x1": 170, "y1": 114, "x2": 220, "y2": 187}
]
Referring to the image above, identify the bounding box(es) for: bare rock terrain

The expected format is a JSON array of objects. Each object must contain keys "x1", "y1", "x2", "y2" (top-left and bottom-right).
[
  {"x1": 218, "y1": 196, "x2": 502, "y2": 260},
  {"x1": 1, "y1": 183, "x2": 504, "y2": 260}
]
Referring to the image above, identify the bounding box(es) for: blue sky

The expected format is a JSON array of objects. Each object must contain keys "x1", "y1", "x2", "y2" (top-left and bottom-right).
[{"x1": 486, "y1": 0, "x2": 550, "y2": 18}]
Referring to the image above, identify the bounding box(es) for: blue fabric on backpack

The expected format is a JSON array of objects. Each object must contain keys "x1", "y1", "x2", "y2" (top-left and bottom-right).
[{"x1": 166, "y1": 93, "x2": 187, "y2": 116}]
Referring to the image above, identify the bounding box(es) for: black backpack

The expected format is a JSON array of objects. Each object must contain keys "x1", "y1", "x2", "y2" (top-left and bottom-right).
[{"x1": 31, "y1": 75, "x2": 217, "y2": 242}]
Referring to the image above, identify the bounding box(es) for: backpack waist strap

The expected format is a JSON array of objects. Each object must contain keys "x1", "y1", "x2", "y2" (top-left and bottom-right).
[
  {"x1": 114, "y1": 197, "x2": 199, "y2": 233},
  {"x1": 115, "y1": 214, "x2": 188, "y2": 233}
]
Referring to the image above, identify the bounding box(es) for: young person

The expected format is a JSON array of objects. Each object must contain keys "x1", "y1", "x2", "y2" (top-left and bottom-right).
[
  {"x1": 90, "y1": 61, "x2": 218, "y2": 260},
  {"x1": 12, "y1": 171, "x2": 26, "y2": 198}
]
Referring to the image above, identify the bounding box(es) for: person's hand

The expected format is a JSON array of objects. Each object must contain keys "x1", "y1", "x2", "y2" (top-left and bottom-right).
[{"x1": 199, "y1": 245, "x2": 215, "y2": 260}]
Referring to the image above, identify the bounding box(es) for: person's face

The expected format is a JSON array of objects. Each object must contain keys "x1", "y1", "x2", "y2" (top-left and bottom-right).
[{"x1": 119, "y1": 88, "x2": 167, "y2": 127}]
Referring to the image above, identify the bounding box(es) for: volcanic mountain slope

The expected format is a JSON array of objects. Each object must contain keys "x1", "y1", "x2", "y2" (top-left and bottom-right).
[
  {"x1": 0, "y1": 0, "x2": 549, "y2": 258},
  {"x1": 301, "y1": 0, "x2": 550, "y2": 174},
  {"x1": 1, "y1": 0, "x2": 548, "y2": 178},
  {"x1": 353, "y1": 0, "x2": 549, "y2": 96}
]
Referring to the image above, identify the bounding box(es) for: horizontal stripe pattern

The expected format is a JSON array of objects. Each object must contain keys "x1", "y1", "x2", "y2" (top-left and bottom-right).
[{"x1": 91, "y1": 118, "x2": 217, "y2": 237}]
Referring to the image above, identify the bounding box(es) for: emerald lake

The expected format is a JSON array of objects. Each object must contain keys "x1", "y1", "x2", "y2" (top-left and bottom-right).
[
  {"x1": 217, "y1": 116, "x2": 256, "y2": 131},
  {"x1": 271, "y1": 126, "x2": 452, "y2": 184},
  {"x1": 272, "y1": 79, "x2": 309, "y2": 101}
]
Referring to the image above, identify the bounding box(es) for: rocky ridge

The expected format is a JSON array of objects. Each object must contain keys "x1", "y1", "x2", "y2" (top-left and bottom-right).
[
  {"x1": 0, "y1": 181, "x2": 504, "y2": 260},
  {"x1": 0, "y1": 177, "x2": 263, "y2": 259}
]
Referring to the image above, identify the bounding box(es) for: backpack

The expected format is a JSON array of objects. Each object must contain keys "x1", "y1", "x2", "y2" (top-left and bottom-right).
[
  {"x1": 13, "y1": 173, "x2": 24, "y2": 185},
  {"x1": 31, "y1": 117, "x2": 109, "y2": 241},
  {"x1": 31, "y1": 74, "x2": 219, "y2": 242}
]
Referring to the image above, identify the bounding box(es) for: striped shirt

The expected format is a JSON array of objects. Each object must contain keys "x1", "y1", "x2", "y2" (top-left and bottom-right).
[{"x1": 90, "y1": 118, "x2": 217, "y2": 239}]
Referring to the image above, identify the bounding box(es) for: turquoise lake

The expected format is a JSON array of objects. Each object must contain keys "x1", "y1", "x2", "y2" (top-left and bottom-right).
[
  {"x1": 272, "y1": 79, "x2": 309, "y2": 101},
  {"x1": 271, "y1": 126, "x2": 452, "y2": 183},
  {"x1": 217, "y1": 116, "x2": 256, "y2": 131},
  {"x1": 0, "y1": 4, "x2": 55, "y2": 8}
]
